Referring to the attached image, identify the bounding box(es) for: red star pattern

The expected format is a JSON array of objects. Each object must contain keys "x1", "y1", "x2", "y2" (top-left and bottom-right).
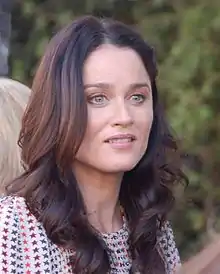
[{"x1": 0, "y1": 196, "x2": 181, "y2": 273}]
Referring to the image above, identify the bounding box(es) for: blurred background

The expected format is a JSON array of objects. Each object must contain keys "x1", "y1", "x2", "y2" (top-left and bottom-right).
[{"x1": 1, "y1": 0, "x2": 220, "y2": 265}]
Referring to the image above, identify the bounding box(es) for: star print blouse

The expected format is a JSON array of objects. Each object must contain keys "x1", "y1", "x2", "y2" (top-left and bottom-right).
[{"x1": 0, "y1": 196, "x2": 181, "y2": 273}]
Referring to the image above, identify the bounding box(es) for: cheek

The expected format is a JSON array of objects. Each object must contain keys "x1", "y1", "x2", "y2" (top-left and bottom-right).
[
  {"x1": 138, "y1": 109, "x2": 153, "y2": 147},
  {"x1": 81, "y1": 107, "x2": 112, "y2": 145},
  {"x1": 138, "y1": 107, "x2": 153, "y2": 131},
  {"x1": 75, "y1": 115, "x2": 104, "y2": 156}
]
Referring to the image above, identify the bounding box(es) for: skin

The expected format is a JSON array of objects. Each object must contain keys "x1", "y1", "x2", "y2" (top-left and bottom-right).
[{"x1": 72, "y1": 44, "x2": 153, "y2": 233}]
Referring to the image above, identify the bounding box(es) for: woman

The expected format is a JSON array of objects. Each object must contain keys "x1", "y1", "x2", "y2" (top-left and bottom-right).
[
  {"x1": 0, "y1": 78, "x2": 30, "y2": 195},
  {"x1": 0, "y1": 16, "x2": 184, "y2": 273}
]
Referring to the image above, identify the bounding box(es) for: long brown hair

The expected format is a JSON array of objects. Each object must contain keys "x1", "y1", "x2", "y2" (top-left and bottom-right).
[{"x1": 7, "y1": 16, "x2": 186, "y2": 273}]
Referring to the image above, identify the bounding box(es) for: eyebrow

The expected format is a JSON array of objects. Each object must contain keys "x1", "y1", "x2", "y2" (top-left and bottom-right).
[
  {"x1": 84, "y1": 83, "x2": 111, "y2": 89},
  {"x1": 84, "y1": 82, "x2": 151, "y2": 90},
  {"x1": 129, "y1": 83, "x2": 151, "y2": 90}
]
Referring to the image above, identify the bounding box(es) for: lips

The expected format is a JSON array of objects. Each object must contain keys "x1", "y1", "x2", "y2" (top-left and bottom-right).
[
  {"x1": 108, "y1": 138, "x2": 133, "y2": 144},
  {"x1": 104, "y1": 134, "x2": 136, "y2": 143}
]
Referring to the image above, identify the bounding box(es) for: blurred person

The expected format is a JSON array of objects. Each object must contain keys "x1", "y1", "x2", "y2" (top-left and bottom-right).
[
  {"x1": 0, "y1": 78, "x2": 30, "y2": 195},
  {"x1": 0, "y1": 16, "x2": 186, "y2": 273},
  {"x1": 179, "y1": 235, "x2": 220, "y2": 274}
]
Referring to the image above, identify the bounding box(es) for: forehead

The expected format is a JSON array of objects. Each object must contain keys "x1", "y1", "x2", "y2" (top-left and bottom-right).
[{"x1": 83, "y1": 44, "x2": 150, "y2": 85}]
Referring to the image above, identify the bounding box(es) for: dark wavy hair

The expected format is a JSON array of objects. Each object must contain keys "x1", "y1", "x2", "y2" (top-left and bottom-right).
[{"x1": 7, "y1": 16, "x2": 186, "y2": 273}]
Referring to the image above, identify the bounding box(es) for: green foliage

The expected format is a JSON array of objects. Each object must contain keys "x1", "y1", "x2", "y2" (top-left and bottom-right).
[{"x1": 10, "y1": 0, "x2": 220, "y2": 261}]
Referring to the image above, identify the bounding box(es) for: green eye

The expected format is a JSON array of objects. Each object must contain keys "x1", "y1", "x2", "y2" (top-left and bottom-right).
[
  {"x1": 130, "y1": 94, "x2": 146, "y2": 104},
  {"x1": 88, "y1": 95, "x2": 108, "y2": 105}
]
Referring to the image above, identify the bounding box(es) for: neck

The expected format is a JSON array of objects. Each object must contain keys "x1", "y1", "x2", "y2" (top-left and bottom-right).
[{"x1": 73, "y1": 162, "x2": 124, "y2": 233}]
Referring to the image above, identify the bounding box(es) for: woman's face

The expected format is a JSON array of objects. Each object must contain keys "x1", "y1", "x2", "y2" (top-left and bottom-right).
[{"x1": 74, "y1": 44, "x2": 153, "y2": 174}]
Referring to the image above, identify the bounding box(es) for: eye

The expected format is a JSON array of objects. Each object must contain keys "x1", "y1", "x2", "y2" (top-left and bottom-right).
[
  {"x1": 87, "y1": 94, "x2": 108, "y2": 105},
  {"x1": 130, "y1": 94, "x2": 146, "y2": 104}
]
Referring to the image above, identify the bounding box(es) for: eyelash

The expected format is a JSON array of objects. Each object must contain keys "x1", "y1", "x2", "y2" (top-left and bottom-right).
[
  {"x1": 87, "y1": 93, "x2": 147, "y2": 105},
  {"x1": 130, "y1": 94, "x2": 146, "y2": 104},
  {"x1": 87, "y1": 94, "x2": 107, "y2": 105}
]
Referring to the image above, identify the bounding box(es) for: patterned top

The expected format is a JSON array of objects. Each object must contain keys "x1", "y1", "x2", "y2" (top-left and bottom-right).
[{"x1": 0, "y1": 196, "x2": 181, "y2": 273}]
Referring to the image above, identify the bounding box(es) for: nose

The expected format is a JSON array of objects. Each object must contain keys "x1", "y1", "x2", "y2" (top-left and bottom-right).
[{"x1": 112, "y1": 100, "x2": 133, "y2": 128}]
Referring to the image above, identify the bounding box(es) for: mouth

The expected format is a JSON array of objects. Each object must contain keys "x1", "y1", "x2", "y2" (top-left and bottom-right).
[{"x1": 104, "y1": 134, "x2": 136, "y2": 144}]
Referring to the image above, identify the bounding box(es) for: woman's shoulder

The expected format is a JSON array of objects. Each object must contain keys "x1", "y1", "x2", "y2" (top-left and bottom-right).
[
  {"x1": 0, "y1": 195, "x2": 28, "y2": 217},
  {"x1": 0, "y1": 196, "x2": 72, "y2": 272},
  {"x1": 0, "y1": 194, "x2": 26, "y2": 204},
  {"x1": 0, "y1": 195, "x2": 40, "y2": 234}
]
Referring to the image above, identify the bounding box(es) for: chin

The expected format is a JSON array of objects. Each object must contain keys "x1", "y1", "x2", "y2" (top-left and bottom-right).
[{"x1": 103, "y1": 160, "x2": 139, "y2": 173}]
